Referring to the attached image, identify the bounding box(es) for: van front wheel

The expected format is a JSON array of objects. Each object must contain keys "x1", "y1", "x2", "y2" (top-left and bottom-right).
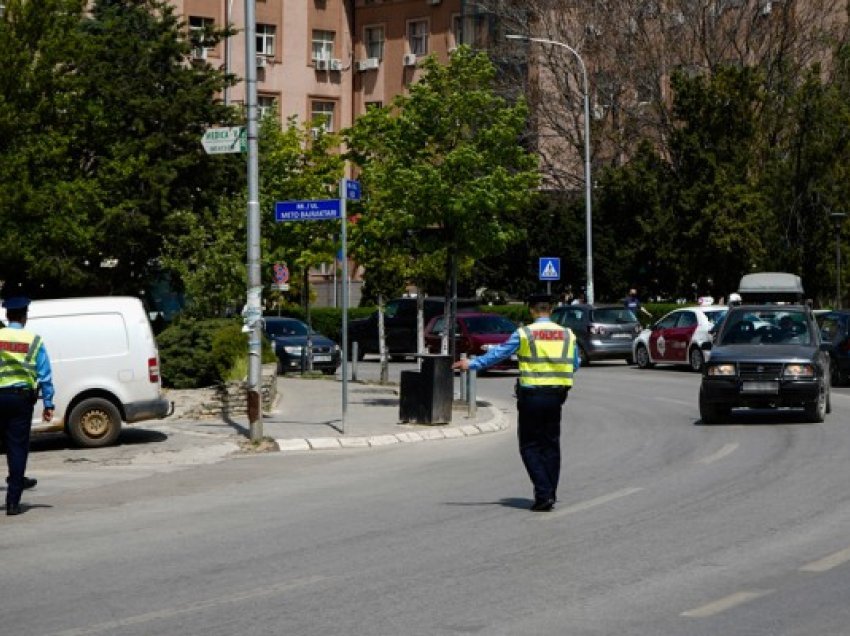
[{"x1": 68, "y1": 398, "x2": 122, "y2": 447}]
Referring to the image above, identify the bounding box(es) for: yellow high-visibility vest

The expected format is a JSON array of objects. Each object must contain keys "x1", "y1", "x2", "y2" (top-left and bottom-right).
[
  {"x1": 517, "y1": 320, "x2": 575, "y2": 388},
  {"x1": 0, "y1": 328, "x2": 41, "y2": 389}
]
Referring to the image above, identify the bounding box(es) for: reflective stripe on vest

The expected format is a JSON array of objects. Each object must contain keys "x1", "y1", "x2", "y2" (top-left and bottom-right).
[
  {"x1": 517, "y1": 320, "x2": 575, "y2": 387},
  {"x1": 0, "y1": 328, "x2": 41, "y2": 389}
]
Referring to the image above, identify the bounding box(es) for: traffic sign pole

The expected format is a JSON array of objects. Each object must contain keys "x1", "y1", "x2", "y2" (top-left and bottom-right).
[{"x1": 340, "y1": 179, "x2": 349, "y2": 435}]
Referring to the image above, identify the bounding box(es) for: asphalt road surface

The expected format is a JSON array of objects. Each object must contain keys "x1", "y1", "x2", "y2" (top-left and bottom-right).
[{"x1": 5, "y1": 360, "x2": 850, "y2": 635}]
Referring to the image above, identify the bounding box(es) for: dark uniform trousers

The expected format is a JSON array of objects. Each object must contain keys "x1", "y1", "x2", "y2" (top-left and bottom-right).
[
  {"x1": 0, "y1": 388, "x2": 35, "y2": 507},
  {"x1": 516, "y1": 385, "x2": 569, "y2": 501}
]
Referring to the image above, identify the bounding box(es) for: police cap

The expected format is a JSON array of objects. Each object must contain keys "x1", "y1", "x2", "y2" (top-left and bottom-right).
[
  {"x1": 526, "y1": 293, "x2": 553, "y2": 307},
  {"x1": 1, "y1": 296, "x2": 31, "y2": 310}
]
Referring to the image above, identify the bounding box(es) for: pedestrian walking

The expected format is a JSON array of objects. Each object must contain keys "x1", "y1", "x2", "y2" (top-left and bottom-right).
[
  {"x1": 0, "y1": 296, "x2": 55, "y2": 516},
  {"x1": 452, "y1": 294, "x2": 579, "y2": 512},
  {"x1": 624, "y1": 288, "x2": 652, "y2": 320}
]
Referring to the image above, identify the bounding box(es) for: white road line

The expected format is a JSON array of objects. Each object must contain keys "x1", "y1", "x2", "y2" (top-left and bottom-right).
[
  {"x1": 653, "y1": 396, "x2": 693, "y2": 406},
  {"x1": 800, "y1": 546, "x2": 850, "y2": 572},
  {"x1": 697, "y1": 442, "x2": 740, "y2": 465},
  {"x1": 681, "y1": 590, "x2": 774, "y2": 618},
  {"x1": 46, "y1": 575, "x2": 328, "y2": 636},
  {"x1": 535, "y1": 487, "x2": 644, "y2": 521}
]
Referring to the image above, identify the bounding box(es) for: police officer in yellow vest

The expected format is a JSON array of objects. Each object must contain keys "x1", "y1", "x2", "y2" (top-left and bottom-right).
[
  {"x1": 452, "y1": 294, "x2": 579, "y2": 512},
  {"x1": 0, "y1": 296, "x2": 55, "y2": 516}
]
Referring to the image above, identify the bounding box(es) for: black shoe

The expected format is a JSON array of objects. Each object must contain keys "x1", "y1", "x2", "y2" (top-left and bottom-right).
[
  {"x1": 6, "y1": 502, "x2": 22, "y2": 516},
  {"x1": 5, "y1": 476, "x2": 37, "y2": 490},
  {"x1": 530, "y1": 498, "x2": 555, "y2": 512}
]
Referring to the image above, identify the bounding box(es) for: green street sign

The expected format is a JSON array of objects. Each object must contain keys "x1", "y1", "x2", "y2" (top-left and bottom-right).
[{"x1": 201, "y1": 126, "x2": 245, "y2": 154}]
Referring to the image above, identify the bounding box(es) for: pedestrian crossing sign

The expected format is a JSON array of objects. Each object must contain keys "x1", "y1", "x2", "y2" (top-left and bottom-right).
[{"x1": 539, "y1": 257, "x2": 561, "y2": 281}]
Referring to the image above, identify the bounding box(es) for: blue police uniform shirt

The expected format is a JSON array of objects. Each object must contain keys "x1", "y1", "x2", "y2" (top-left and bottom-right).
[
  {"x1": 4, "y1": 322, "x2": 55, "y2": 408},
  {"x1": 467, "y1": 316, "x2": 580, "y2": 373}
]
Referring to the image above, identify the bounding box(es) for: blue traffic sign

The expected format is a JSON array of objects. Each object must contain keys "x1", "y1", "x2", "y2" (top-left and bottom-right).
[
  {"x1": 275, "y1": 199, "x2": 341, "y2": 222},
  {"x1": 539, "y1": 257, "x2": 561, "y2": 281},
  {"x1": 345, "y1": 179, "x2": 361, "y2": 201}
]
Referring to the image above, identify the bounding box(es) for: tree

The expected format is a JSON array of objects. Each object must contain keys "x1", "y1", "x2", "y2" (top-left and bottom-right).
[
  {"x1": 345, "y1": 46, "x2": 539, "y2": 317},
  {"x1": 0, "y1": 0, "x2": 240, "y2": 296}
]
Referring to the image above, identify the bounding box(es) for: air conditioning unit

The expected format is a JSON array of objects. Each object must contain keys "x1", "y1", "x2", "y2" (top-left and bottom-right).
[
  {"x1": 592, "y1": 103, "x2": 606, "y2": 120},
  {"x1": 315, "y1": 58, "x2": 329, "y2": 71},
  {"x1": 192, "y1": 47, "x2": 208, "y2": 61},
  {"x1": 357, "y1": 57, "x2": 380, "y2": 71},
  {"x1": 329, "y1": 59, "x2": 343, "y2": 72},
  {"x1": 403, "y1": 53, "x2": 418, "y2": 67},
  {"x1": 256, "y1": 55, "x2": 268, "y2": 68}
]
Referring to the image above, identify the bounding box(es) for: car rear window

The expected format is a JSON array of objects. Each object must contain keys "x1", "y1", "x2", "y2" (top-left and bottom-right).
[
  {"x1": 720, "y1": 309, "x2": 811, "y2": 346},
  {"x1": 703, "y1": 310, "x2": 727, "y2": 325},
  {"x1": 590, "y1": 308, "x2": 638, "y2": 324},
  {"x1": 463, "y1": 315, "x2": 516, "y2": 334}
]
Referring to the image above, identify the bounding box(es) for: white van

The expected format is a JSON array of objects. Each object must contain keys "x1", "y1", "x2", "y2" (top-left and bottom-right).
[{"x1": 6, "y1": 296, "x2": 172, "y2": 447}]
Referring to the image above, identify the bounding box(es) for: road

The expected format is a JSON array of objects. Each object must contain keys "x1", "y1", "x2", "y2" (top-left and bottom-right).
[{"x1": 5, "y1": 361, "x2": 850, "y2": 635}]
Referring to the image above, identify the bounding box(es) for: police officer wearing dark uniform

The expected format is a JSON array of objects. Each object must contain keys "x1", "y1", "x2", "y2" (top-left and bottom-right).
[
  {"x1": 452, "y1": 294, "x2": 579, "y2": 512},
  {"x1": 0, "y1": 296, "x2": 55, "y2": 516}
]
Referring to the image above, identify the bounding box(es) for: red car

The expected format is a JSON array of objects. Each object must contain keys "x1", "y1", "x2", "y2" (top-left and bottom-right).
[{"x1": 424, "y1": 312, "x2": 518, "y2": 369}]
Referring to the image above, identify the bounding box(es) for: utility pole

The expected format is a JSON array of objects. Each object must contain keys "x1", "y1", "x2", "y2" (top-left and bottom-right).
[{"x1": 244, "y1": 0, "x2": 263, "y2": 441}]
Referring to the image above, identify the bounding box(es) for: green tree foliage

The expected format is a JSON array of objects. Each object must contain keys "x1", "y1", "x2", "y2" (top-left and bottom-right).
[
  {"x1": 0, "y1": 0, "x2": 240, "y2": 295},
  {"x1": 345, "y1": 46, "x2": 540, "y2": 301}
]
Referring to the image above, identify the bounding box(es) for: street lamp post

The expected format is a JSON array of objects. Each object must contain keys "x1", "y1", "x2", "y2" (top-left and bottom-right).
[
  {"x1": 506, "y1": 34, "x2": 594, "y2": 304},
  {"x1": 830, "y1": 212, "x2": 847, "y2": 308}
]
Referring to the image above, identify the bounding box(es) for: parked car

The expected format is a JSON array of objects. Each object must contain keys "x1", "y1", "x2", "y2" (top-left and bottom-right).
[
  {"x1": 699, "y1": 305, "x2": 831, "y2": 423},
  {"x1": 424, "y1": 312, "x2": 518, "y2": 370},
  {"x1": 348, "y1": 296, "x2": 479, "y2": 360},
  {"x1": 633, "y1": 306, "x2": 727, "y2": 371},
  {"x1": 20, "y1": 297, "x2": 171, "y2": 448},
  {"x1": 815, "y1": 309, "x2": 850, "y2": 386},
  {"x1": 263, "y1": 317, "x2": 340, "y2": 375},
  {"x1": 550, "y1": 304, "x2": 642, "y2": 365}
]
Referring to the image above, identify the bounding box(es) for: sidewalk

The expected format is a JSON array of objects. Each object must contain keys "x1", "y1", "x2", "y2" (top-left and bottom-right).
[{"x1": 164, "y1": 375, "x2": 511, "y2": 453}]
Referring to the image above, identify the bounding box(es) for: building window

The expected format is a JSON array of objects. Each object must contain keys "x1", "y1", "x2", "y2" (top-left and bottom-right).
[
  {"x1": 257, "y1": 24, "x2": 276, "y2": 57},
  {"x1": 311, "y1": 100, "x2": 335, "y2": 134},
  {"x1": 407, "y1": 20, "x2": 429, "y2": 56},
  {"x1": 258, "y1": 95, "x2": 278, "y2": 120},
  {"x1": 312, "y1": 30, "x2": 335, "y2": 62},
  {"x1": 365, "y1": 101, "x2": 383, "y2": 110},
  {"x1": 365, "y1": 26, "x2": 384, "y2": 59},
  {"x1": 188, "y1": 16, "x2": 215, "y2": 58},
  {"x1": 452, "y1": 14, "x2": 487, "y2": 48}
]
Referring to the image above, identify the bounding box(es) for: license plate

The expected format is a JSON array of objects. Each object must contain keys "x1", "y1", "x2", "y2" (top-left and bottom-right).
[
  {"x1": 741, "y1": 381, "x2": 779, "y2": 394},
  {"x1": 313, "y1": 355, "x2": 332, "y2": 362},
  {"x1": 612, "y1": 333, "x2": 631, "y2": 339}
]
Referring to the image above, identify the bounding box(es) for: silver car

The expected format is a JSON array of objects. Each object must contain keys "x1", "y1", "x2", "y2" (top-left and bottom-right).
[{"x1": 551, "y1": 304, "x2": 642, "y2": 365}]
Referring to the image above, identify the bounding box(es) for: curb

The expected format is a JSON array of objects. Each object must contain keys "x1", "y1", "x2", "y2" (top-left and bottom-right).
[{"x1": 274, "y1": 401, "x2": 509, "y2": 452}]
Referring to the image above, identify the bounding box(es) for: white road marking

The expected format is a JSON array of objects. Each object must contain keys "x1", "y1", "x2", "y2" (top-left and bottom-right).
[
  {"x1": 46, "y1": 575, "x2": 328, "y2": 636},
  {"x1": 653, "y1": 396, "x2": 693, "y2": 406},
  {"x1": 697, "y1": 442, "x2": 739, "y2": 465},
  {"x1": 681, "y1": 590, "x2": 774, "y2": 618},
  {"x1": 800, "y1": 546, "x2": 850, "y2": 572},
  {"x1": 535, "y1": 487, "x2": 643, "y2": 521}
]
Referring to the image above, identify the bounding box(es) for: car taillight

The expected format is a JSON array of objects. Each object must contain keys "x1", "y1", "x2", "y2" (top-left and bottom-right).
[
  {"x1": 148, "y1": 357, "x2": 160, "y2": 383},
  {"x1": 588, "y1": 324, "x2": 607, "y2": 336}
]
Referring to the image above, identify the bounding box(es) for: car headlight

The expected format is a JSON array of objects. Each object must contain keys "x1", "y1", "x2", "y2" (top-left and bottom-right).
[
  {"x1": 784, "y1": 364, "x2": 814, "y2": 377},
  {"x1": 284, "y1": 345, "x2": 303, "y2": 355},
  {"x1": 333, "y1": 344, "x2": 340, "y2": 352},
  {"x1": 707, "y1": 364, "x2": 736, "y2": 376}
]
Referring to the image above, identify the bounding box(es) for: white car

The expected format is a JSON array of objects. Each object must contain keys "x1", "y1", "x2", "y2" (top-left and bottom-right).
[{"x1": 633, "y1": 306, "x2": 728, "y2": 371}]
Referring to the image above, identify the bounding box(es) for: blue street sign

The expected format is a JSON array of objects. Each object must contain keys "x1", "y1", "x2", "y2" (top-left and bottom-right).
[
  {"x1": 345, "y1": 179, "x2": 361, "y2": 201},
  {"x1": 539, "y1": 257, "x2": 561, "y2": 281},
  {"x1": 275, "y1": 199, "x2": 341, "y2": 222}
]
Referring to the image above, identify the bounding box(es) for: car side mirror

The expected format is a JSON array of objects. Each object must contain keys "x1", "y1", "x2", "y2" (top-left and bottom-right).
[{"x1": 701, "y1": 341, "x2": 713, "y2": 351}]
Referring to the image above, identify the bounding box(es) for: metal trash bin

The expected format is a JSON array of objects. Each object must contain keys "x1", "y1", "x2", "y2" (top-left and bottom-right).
[{"x1": 399, "y1": 354, "x2": 453, "y2": 424}]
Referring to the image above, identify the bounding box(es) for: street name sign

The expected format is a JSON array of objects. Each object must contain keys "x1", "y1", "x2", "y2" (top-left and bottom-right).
[
  {"x1": 345, "y1": 179, "x2": 361, "y2": 201},
  {"x1": 201, "y1": 127, "x2": 245, "y2": 154},
  {"x1": 539, "y1": 257, "x2": 561, "y2": 281},
  {"x1": 275, "y1": 199, "x2": 341, "y2": 222}
]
